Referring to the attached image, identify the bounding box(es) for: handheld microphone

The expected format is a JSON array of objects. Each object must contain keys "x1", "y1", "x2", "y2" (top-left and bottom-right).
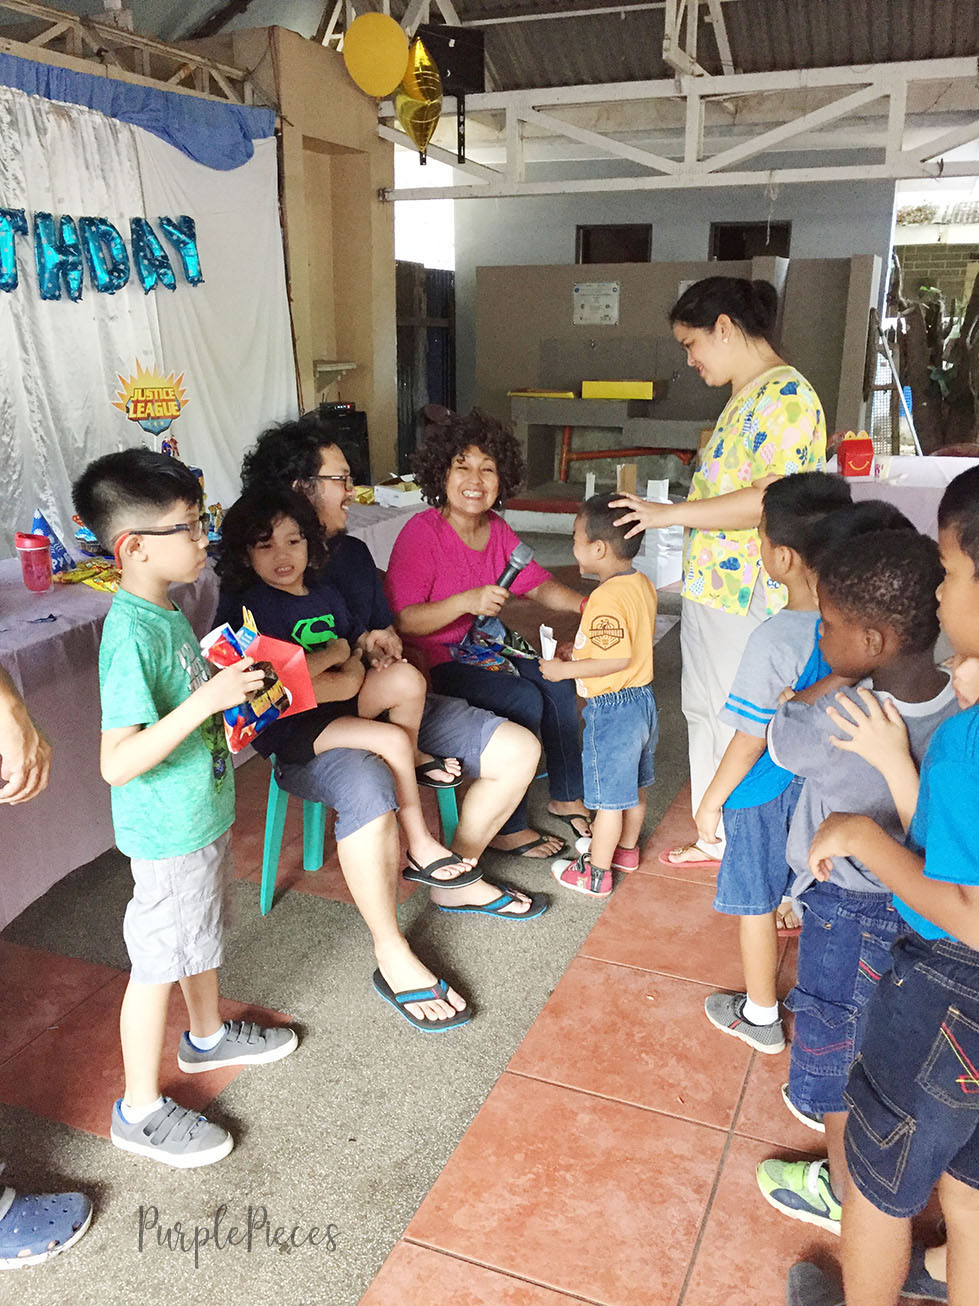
[{"x1": 471, "y1": 542, "x2": 534, "y2": 633}]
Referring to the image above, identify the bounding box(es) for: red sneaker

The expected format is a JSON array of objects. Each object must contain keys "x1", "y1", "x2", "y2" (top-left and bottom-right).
[
  {"x1": 551, "y1": 853, "x2": 613, "y2": 898},
  {"x1": 611, "y1": 845, "x2": 640, "y2": 872}
]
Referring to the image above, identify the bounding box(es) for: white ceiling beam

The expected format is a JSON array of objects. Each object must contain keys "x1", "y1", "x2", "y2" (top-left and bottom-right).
[
  {"x1": 378, "y1": 123, "x2": 500, "y2": 183},
  {"x1": 505, "y1": 105, "x2": 525, "y2": 184},
  {"x1": 908, "y1": 116, "x2": 979, "y2": 162},
  {"x1": 401, "y1": 0, "x2": 429, "y2": 36},
  {"x1": 684, "y1": 85, "x2": 704, "y2": 164},
  {"x1": 387, "y1": 158, "x2": 979, "y2": 202},
  {"x1": 518, "y1": 105, "x2": 680, "y2": 174},
  {"x1": 704, "y1": 0, "x2": 735, "y2": 75},
  {"x1": 885, "y1": 77, "x2": 907, "y2": 164},
  {"x1": 699, "y1": 81, "x2": 887, "y2": 172}
]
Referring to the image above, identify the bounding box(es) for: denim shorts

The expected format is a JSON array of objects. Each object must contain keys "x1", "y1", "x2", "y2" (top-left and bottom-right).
[
  {"x1": 713, "y1": 777, "x2": 802, "y2": 916},
  {"x1": 581, "y1": 684, "x2": 657, "y2": 811},
  {"x1": 844, "y1": 930, "x2": 979, "y2": 1217},
  {"x1": 785, "y1": 881, "x2": 904, "y2": 1116}
]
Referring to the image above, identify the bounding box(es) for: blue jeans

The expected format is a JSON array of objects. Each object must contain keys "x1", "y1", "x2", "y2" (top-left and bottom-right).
[
  {"x1": 581, "y1": 685, "x2": 657, "y2": 810},
  {"x1": 431, "y1": 657, "x2": 583, "y2": 834}
]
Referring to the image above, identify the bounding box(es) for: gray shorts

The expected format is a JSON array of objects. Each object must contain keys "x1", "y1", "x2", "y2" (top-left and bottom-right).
[
  {"x1": 125, "y1": 829, "x2": 235, "y2": 985},
  {"x1": 274, "y1": 693, "x2": 502, "y2": 841}
]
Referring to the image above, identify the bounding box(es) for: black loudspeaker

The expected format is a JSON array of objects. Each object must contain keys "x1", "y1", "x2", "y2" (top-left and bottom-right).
[
  {"x1": 416, "y1": 23, "x2": 485, "y2": 96},
  {"x1": 314, "y1": 402, "x2": 371, "y2": 487}
]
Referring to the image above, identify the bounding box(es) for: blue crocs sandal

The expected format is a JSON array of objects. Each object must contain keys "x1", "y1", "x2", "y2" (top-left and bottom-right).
[
  {"x1": 0, "y1": 1186, "x2": 93, "y2": 1269},
  {"x1": 435, "y1": 882, "x2": 548, "y2": 921},
  {"x1": 372, "y1": 970, "x2": 472, "y2": 1031}
]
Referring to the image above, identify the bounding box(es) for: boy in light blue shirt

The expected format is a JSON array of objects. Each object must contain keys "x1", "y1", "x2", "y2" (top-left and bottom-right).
[{"x1": 73, "y1": 448, "x2": 298, "y2": 1169}]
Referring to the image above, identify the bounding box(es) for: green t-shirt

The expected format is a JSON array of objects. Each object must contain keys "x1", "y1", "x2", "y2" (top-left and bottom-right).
[{"x1": 98, "y1": 588, "x2": 234, "y2": 859}]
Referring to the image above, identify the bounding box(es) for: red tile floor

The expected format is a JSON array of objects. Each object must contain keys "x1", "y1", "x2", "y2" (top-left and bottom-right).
[{"x1": 358, "y1": 783, "x2": 933, "y2": 1306}]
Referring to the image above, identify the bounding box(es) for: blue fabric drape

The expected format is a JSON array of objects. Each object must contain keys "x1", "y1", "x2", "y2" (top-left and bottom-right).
[{"x1": 0, "y1": 53, "x2": 274, "y2": 170}]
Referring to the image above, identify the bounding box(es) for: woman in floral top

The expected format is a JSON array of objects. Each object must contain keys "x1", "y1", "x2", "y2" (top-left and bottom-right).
[{"x1": 612, "y1": 277, "x2": 825, "y2": 869}]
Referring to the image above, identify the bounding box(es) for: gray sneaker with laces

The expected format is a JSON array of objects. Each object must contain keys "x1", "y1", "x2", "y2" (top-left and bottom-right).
[
  {"x1": 704, "y1": 991, "x2": 786, "y2": 1053},
  {"x1": 177, "y1": 1020, "x2": 298, "y2": 1073},
  {"x1": 110, "y1": 1098, "x2": 233, "y2": 1168}
]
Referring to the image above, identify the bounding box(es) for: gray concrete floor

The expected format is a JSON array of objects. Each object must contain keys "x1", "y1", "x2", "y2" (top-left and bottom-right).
[{"x1": 2, "y1": 534, "x2": 687, "y2": 1306}]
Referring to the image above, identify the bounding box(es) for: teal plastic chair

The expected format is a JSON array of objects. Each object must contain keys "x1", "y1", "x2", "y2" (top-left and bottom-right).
[{"x1": 259, "y1": 764, "x2": 459, "y2": 915}]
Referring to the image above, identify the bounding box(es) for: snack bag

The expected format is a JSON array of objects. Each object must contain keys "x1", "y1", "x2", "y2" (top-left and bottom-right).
[{"x1": 201, "y1": 607, "x2": 316, "y2": 752}]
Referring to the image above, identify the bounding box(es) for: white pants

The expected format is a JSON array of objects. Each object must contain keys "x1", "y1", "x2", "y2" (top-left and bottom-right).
[{"x1": 679, "y1": 586, "x2": 768, "y2": 854}]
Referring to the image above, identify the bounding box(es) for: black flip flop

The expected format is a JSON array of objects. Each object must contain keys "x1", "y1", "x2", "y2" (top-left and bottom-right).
[
  {"x1": 415, "y1": 756, "x2": 464, "y2": 789},
  {"x1": 494, "y1": 833, "x2": 566, "y2": 858},
  {"x1": 371, "y1": 970, "x2": 471, "y2": 1032},
  {"x1": 435, "y1": 882, "x2": 549, "y2": 921},
  {"x1": 403, "y1": 852, "x2": 483, "y2": 889},
  {"x1": 550, "y1": 811, "x2": 592, "y2": 840}
]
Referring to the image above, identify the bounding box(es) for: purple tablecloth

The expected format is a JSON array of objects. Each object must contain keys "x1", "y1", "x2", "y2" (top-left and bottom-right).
[{"x1": 833, "y1": 455, "x2": 979, "y2": 539}]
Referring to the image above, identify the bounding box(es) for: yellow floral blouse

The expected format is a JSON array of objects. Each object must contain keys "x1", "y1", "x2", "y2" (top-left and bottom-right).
[{"x1": 682, "y1": 365, "x2": 826, "y2": 616}]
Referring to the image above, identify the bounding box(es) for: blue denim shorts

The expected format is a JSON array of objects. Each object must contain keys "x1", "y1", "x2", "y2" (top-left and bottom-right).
[
  {"x1": 786, "y1": 881, "x2": 904, "y2": 1116},
  {"x1": 713, "y1": 777, "x2": 802, "y2": 916},
  {"x1": 844, "y1": 930, "x2": 979, "y2": 1217},
  {"x1": 581, "y1": 685, "x2": 657, "y2": 811}
]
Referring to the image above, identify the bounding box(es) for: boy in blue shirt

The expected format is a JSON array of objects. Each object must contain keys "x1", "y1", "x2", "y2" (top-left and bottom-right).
[
  {"x1": 73, "y1": 449, "x2": 298, "y2": 1168},
  {"x1": 698, "y1": 472, "x2": 852, "y2": 1052},
  {"x1": 795, "y1": 466, "x2": 979, "y2": 1306}
]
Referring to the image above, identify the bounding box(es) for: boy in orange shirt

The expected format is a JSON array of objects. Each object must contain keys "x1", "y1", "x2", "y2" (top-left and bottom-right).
[{"x1": 541, "y1": 493, "x2": 658, "y2": 897}]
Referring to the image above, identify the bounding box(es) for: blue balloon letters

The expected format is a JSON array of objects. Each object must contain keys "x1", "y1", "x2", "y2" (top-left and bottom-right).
[
  {"x1": 34, "y1": 212, "x2": 84, "y2": 301},
  {"x1": 78, "y1": 217, "x2": 130, "y2": 294},
  {"x1": 0, "y1": 209, "x2": 202, "y2": 298},
  {"x1": 0, "y1": 208, "x2": 28, "y2": 292}
]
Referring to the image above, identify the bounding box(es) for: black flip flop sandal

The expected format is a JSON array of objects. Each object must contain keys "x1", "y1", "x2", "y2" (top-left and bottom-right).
[
  {"x1": 402, "y1": 852, "x2": 483, "y2": 888},
  {"x1": 415, "y1": 756, "x2": 464, "y2": 789}
]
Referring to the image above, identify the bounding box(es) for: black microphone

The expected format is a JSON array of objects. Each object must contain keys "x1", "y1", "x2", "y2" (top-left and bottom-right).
[{"x1": 471, "y1": 542, "x2": 534, "y2": 634}]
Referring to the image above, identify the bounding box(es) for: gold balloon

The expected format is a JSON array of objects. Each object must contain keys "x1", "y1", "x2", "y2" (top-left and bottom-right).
[
  {"x1": 394, "y1": 38, "x2": 442, "y2": 162},
  {"x1": 342, "y1": 12, "x2": 409, "y2": 98}
]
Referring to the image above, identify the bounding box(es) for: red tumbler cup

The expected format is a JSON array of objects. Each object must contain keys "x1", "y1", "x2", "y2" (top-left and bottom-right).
[{"x1": 14, "y1": 532, "x2": 53, "y2": 593}]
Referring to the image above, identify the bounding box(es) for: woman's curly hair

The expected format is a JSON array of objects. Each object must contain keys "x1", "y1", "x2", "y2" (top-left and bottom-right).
[
  {"x1": 216, "y1": 487, "x2": 329, "y2": 593},
  {"x1": 409, "y1": 410, "x2": 526, "y2": 507}
]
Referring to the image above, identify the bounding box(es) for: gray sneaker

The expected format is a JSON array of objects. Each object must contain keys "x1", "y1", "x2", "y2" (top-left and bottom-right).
[
  {"x1": 704, "y1": 991, "x2": 786, "y2": 1053},
  {"x1": 110, "y1": 1098, "x2": 233, "y2": 1168},
  {"x1": 177, "y1": 1020, "x2": 298, "y2": 1074}
]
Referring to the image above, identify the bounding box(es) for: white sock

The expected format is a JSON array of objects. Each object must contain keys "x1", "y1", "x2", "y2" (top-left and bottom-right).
[
  {"x1": 188, "y1": 1023, "x2": 226, "y2": 1051},
  {"x1": 742, "y1": 997, "x2": 779, "y2": 1026},
  {"x1": 120, "y1": 1095, "x2": 164, "y2": 1124}
]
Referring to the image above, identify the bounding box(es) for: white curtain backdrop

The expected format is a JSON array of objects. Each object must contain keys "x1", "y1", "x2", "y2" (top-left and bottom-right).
[{"x1": 0, "y1": 84, "x2": 296, "y2": 552}]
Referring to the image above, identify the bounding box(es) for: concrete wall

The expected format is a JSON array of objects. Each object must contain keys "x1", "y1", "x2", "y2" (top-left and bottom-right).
[{"x1": 456, "y1": 178, "x2": 896, "y2": 416}]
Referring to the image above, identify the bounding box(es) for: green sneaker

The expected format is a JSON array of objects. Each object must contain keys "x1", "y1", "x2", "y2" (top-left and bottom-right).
[{"x1": 755, "y1": 1158, "x2": 841, "y2": 1234}]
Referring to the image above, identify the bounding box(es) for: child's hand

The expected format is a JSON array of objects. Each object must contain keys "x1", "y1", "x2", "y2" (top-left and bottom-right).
[
  {"x1": 199, "y1": 658, "x2": 266, "y2": 713},
  {"x1": 777, "y1": 686, "x2": 794, "y2": 706},
  {"x1": 694, "y1": 800, "x2": 722, "y2": 846},
  {"x1": 362, "y1": 628, "x2": 402, "y2": 668},
  {"x1": 808, "y1": 811, "x2": 863, "y2": 881},
  {"x1": 539, "y1": 658, "x2": 568, "y2": 682},
  {"x1": 319, "y1": 637, "x2": 351, "y2": 670},
  {"x1": 949, "y1": 654, "x2": 979, "y2": 709},
  {"x1": 826, "y1": 689, "x2": 909, "y2": 768},
  {"x1": 339, "y1": 654, "x2": 367, "y2": 696}
]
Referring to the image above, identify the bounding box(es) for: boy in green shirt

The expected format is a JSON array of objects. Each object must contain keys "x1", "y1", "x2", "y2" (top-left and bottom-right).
[{"x1": 73, "y1": 449, "x2": 298, "y2": 1168}]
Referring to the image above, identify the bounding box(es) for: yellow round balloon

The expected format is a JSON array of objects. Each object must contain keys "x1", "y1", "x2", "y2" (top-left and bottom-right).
[
  {"x1": 342, "y1": 12, "x2": 409, "y2": 98},
  {"x1": 394, "y1": 38, "x2": 442, "y2": 161}
]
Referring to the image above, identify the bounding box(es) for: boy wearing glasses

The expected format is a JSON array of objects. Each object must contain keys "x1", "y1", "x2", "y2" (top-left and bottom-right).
[{"x1": 72, "y1": 448, "x2": 298, "y2": 1168}]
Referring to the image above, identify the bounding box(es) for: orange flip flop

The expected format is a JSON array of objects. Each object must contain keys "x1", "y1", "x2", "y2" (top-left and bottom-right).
[{"x1": 657, "y1": 843, "x2": 722, "y2": 870}]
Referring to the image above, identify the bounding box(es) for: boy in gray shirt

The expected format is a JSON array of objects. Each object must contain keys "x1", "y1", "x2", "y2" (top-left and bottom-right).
[{"x1": 756, "y1": 529, "x2": 957, "y2": 1235}]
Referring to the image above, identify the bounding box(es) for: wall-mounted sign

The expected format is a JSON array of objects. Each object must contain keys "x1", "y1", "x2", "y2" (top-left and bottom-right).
[{"x1": 573, "y1": 280, "x2": 619, "y2": 326}]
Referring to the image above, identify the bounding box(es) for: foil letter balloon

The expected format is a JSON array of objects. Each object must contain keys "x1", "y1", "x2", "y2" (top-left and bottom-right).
[
  {"x1": 79, "y1": 217, "x2": 130, "y2": 294},
  {"x1": 395, "y1": 38, "x2": 442, "y2": 164},
  {"x1": 342, "y1": 12, "x2": 409, "y2": 98},
  {"x1": 130, "y1": 217, "x2": 177, "y2": 293},
  {"x1": 159, "y1": 215, "x2": 204, "y2": 286},
  {"x1": 0, "y1": 207, "x2": 27, "y2": 292},
  {"x1": 33, "y1": 212, "x2": 83, "y2": 301}
]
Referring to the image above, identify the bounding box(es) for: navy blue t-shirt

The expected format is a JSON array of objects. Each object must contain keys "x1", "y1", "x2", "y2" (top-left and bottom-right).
[
  {"x1": 323, "y1": 533, "x2": 393, "y2": 633},
  {"x1": 216, "y1": 575, "x2": 365, "y2": 761}
]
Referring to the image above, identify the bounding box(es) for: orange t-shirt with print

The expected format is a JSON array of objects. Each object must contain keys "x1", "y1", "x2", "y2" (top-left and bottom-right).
[{"x1": 573, "y1": 570, "x2": 658, "y2": 699}]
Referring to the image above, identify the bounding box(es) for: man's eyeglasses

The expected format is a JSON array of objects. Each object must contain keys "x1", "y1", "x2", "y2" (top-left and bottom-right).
[
  {"x1": 307, "y1": 474, "x2": 355, "y2": 490},
  {"x1": 112, "y1": 515, "x2": 208, "y2": 562}
]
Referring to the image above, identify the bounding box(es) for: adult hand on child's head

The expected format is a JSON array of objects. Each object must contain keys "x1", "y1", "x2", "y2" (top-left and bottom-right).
[
  {"x1": 0, "y1": 696, "x2": 51, "y2": 805},
  {"x1": 609, "y1": 494, "x2": 674, "y2": 540},
  {"x1": 202, "y1": 657, "x2": 267, "y2": 713},
  {"x1": 826, "y1": 689, "x2": 909, "y2": 768}
]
